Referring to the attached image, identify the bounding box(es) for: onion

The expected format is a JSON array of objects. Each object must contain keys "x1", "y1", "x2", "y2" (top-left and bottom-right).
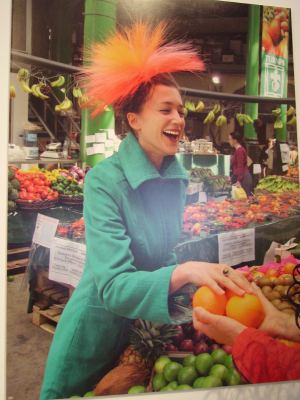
[{"x1": 193, "y1": 341, "x2": 209, "y2": 355}]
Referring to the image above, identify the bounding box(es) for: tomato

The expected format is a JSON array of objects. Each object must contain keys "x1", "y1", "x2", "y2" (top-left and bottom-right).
[
  {"x1": 33, "y1": 178, "x2": 43, "y2": 186},
  {"x1": 19, "y1": 192, "x2": 27, "y2": 200},
  {"x1": 22, "y1": 180, "x2": 31, "y2": 188},
  {"x1": 53, "y1": 191, "x2": 59, "y2": 199},
  {"x1": 41, "y1": 191, "x2": 48, "y2": 200},
  {"x1": 26, "y1": 193, "x2": 36, "y2": 201},
  {"x1": 27, "y1": 185, "x2": 35, "y2": 193}
]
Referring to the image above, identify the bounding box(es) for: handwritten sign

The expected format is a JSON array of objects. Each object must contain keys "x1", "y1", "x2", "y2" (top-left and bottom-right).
[
  {"x1": 218, "y1": 228, "x2": 255, "y2": 266},
  {"x1": 49, "y1": 237, "x2": 86, "y2": 287},
  {"x1": 32, "y1": 214, "x2": 59, "y2": 248}
]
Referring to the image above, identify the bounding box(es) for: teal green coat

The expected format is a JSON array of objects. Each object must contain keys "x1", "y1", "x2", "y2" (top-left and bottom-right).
[{"x1": 40, "y1": 133, "x2": 188, "y2": 399}]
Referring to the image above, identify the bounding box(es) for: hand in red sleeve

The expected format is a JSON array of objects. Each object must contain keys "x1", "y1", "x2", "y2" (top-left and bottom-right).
[{"x1": 193, "y1": 307, "x2": 246, "y2": 346}]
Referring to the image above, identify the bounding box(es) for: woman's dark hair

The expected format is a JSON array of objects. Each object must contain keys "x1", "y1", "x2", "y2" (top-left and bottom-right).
[
  {"x1": 229, "y1": 131, "x2": 247, "y2": 149},
  {"x1": 287, "y1": 264, "x2": 300, "y2": 330},
  {"x1": 118, "y1": 73, "x2": 179, "y2": 131}
]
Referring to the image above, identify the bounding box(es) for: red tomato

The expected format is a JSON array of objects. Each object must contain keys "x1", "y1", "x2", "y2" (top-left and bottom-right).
[
  {"x1": 19, "y1": 192, "x2": 27, "y2": 200},
  {"x1": 41, "y1": 191, "x2": 48, "y2": 200},
  {"x1": 27, "y1": 193, "x2": 35, "y2": 201},
  {"x1": 27, "y1": 185, "x2": 35, "y2": 193},
  {"x1": 23, "y1": 180, "x2": 31, "y2": 188}
]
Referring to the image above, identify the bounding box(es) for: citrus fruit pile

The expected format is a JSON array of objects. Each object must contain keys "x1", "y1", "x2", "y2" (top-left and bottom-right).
[
  {"x1": 128, "y1": 350, "x2": 243, "y2": 393},
  {"x1": 192, "y1": 286, "x2": 265, "y2": 328}
]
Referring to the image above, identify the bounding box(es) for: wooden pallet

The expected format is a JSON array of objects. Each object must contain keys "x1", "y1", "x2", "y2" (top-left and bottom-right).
[
  {"x1": 32, "y1": 305, "x2": 63, "y2": 334},
  {"x1": 7, "y1": 246, "x2": 31, "y2": 275}
]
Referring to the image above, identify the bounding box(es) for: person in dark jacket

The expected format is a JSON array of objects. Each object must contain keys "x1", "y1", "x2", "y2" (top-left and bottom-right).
[{"x1": 229, "y1": 131, "x2": 253, "y2": 196}]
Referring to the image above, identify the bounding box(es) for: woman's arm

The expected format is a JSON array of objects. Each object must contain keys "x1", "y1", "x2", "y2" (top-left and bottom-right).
[{"x1": 234, "y1": 147, "x2": 247, "y2": 183}]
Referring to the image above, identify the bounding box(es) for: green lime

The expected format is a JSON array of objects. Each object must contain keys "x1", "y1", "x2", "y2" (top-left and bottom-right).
[
  {"x1": 7, "y1": 275, "x2": 14, "y2": 282},
  {"x1": 152, "y1": 373, "x2": 167, "y2": 391},
  {"x1": 177, "y1": 366, "x2": 198, "y2": 385},
  {"x1": 176, "y1": 384, "x2": 193, "y2": 391},
  {"x1": 163, "y1": 361, "x2": 182, "y2": 382},
  {"x1": 166, "y1": 381, "x2": 178, "y2": 390},
  {"x1": 154, "y1": 356, "x2": 171, "y2": 374},
  {"x1": 224, "y1": 368, "x2": 242, "y2": 386},
  {"x1": 83, "y1": 391, "x2": 95, "y2": 397},
  {"x1": 224, "y1": 354, "x2": 234, "y2": 370},
  {"x1": 193, "y1": 376, "x2": 206, "y2": 389},
  {"x1": 195, "y1": 353, "x2": 214, "y2": 376},
  {"x1": 128, "y1": 385, "x2": 146, "y2": 394},
  {"x1": 209, "y1": 364, "x2": 228, "y2": 381},
  {"x1": 201, "y1": 375, "x2": 223, "y2": 388},
  {"x1": 211, "y1": 348, "x2": 228, "y2": 365},
  {"x1": 183, "y1": 354, "x2": 197, "y2": 367}
]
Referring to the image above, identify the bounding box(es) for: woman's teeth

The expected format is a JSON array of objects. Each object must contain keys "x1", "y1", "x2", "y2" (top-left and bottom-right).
[{"x1": 163, "y1": 130, "x2": 179, "y2": 138}]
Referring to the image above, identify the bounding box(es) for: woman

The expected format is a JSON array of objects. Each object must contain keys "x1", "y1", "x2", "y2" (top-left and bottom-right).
[
  {"x1": 229, "y1": 131, "x2": 253, "y2": 196},
  {"x1": 40, "y1": 23, "x2": 251, "y2": 399},
  {"x1": 193, "y1": 276, "x2": 300, "y2": 384}
]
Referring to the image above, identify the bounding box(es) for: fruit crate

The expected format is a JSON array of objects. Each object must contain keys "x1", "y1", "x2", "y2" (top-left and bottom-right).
[{"x1": 32, "y1": 304, "x2": 63, "y2": 334}]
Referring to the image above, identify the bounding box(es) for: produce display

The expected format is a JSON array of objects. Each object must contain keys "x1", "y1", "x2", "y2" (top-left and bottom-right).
[
  {"x1": 189, "y1": 168, "x2": 231, "y2": 194},
  {"x1": 287, "y1": 165, "x2": 299, "y2": 178},
  {"x1": 51, "y1": 176, "x2": 83, "y2": 198},
  {"x1": 256, "y1": 175, "x2": 300, "y2": 193},
  {"x1": 183, "y1": 192, "x2": 300, "y2": 237},
  {"x1": 56, "y1": 218, "x2": 85, "y2": 241},
  {"x1": 8, "y1": 166, "x2": 19, "y2": 212}
]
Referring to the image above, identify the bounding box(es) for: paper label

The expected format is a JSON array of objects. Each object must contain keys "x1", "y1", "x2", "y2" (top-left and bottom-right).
[
  {"x1": 49, "y1": 237, "x2": 86, "y2": 287},
  {"x1": 86, "y1": 146, "x2": 95, "y2": 156},
  {"x1": 32, "y1": 214, "x2": 59, "y2": 248},
  {"x1": 253, "y1": 164, "x2": 262, "y2": 174},
  {"x1": 93, "y1": 143, "x2": 105, "y2": 154},
  {"x1": 107, "y1": 129, "x2": 116, "y2": 139},
  {"x1": 95, "y1": 132, "x2": 107, "y2": 142},
  {"x1": 218, "y1": 228, "x2": 255, "y2": 266},
  {"x1": 198, "y1": 192, "x2": 207, "y2": 203},
  {"x1": 85, "y1": 135, "x2": 95, "y2": 143},
  {"x1": 187, "y1": 182, "x2": 200, "y2": 195},
  {"x1": 282, "y1": 164, "x2": 289, "y2": 172}
]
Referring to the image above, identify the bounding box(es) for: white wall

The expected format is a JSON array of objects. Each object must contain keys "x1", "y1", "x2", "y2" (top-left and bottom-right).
[{"x1": 10, "y1": 72, "x2": 29, "y2": 146}]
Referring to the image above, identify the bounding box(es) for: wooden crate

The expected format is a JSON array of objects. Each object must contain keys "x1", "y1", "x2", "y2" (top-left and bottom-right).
[
  {"x1": 32, "y1": 305, "x2": 63, "y2": 334},
  {"x1": 7, "y1": 246, "x2": 31, "y2": 275}
]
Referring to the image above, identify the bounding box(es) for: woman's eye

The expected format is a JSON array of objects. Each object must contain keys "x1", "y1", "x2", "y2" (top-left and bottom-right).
[{"x1": 160, "y1": 109, "x2": 171, "y2": 114}]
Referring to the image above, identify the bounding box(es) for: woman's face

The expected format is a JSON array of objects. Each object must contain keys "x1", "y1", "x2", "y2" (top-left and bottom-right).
[
  {"x1": 127, "y1": 84, "x2": 185, "y2": 167},
  {"x1": 228, "y1": 134, "x2": 235, "y2": 148}
]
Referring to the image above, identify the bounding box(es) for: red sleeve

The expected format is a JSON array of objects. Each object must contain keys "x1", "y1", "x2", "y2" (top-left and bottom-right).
[
  {"x1": 232, "y1": 328, "x2": 300, "y2": 383},
  {"x1": 234, "y1": 147, "x2": 247, "y2": 183}
]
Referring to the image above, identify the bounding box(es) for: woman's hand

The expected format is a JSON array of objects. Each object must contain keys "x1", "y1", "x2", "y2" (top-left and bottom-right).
[
  {"x1": 252, "y1": 283, "x2": 300, "y2": 341},
  {"x1": 193, "y1": 307, "x2": 246, "y2": 346},
  {"x1": 170, "y1": 261, "x2": 252, "y2": 296}
]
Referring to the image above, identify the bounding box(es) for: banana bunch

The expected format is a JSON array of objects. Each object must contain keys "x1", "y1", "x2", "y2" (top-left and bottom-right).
[
  {"x1": 9, "y1": 85, "x2": 16, "y2": 98},
  {"x1": 272, "y1": 107, "x2": 281, "y2": 117},
  {"x1": 287, "y1": 106, "x2": 296, "y2": 117},
  {"x1": 287, "y1": 115, "x2": 297, "y2": 126},
  {"x1": 195, "y1": 100, "x2": 205, "y2": 112},
  {"x1": 212, "y1": 104, "x2": 221, "y2": 114},
  {"x1": 50, "y1": 75, "x2": 65, "y2": 88},
  {"x1": 31, "y1": 82, "x2": 50, "y2": 100},
  {"x1": 274, "y1": 117, "x2": 283, "y2": 129},
  {"x1": 203, "y1": 110, "x2": 215, "y2": 124},
  {"x1": 17, "y1": 68, "x2": 32, "y2": 94},
  {"x1": 43, "y1": 168, "x2": 68, "y2": 182},
  {"x1": 17, "y1": 68, "x2": 30, "y2": 81},
  {"x1": 78, "y1": 95, "x2": 90, "y2": 109},
  {"x1": 55, "y1": 96, "x2": 73, "y2": 112},
  {"x1": 72, "y1": 86, "x2": 82, "y2": 98},
  {"x1": 236, "y1": 113, "x2": 253, "y2": 126},
  {"x1": 184, "y1": 101, "x2": 196, "y2": 112},
  {"x1": 215, "y1": 114, "x2": 227, "y2": 127}
]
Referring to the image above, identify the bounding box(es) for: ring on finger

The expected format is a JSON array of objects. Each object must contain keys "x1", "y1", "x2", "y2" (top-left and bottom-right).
[{"x1": 223, "y1": 268, "x2": 230, "y2": 276}]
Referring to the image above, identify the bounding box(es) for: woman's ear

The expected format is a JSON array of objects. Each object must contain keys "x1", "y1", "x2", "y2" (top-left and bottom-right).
[{"x1": 127, "y1": 112, "x2": 141, "y2": 132}]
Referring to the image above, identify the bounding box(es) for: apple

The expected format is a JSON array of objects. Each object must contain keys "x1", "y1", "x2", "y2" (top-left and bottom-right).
[
  {"x1": 179, "y1": 339, "x2": 194, "y2": 352},
  {"x1": 192, "y1": 331, "x2": 208, "y2": 343},
  {"x1": 165, "y1": 343, "x2": 178, "y2": 352},
  {"x1": 193, "y1": 341, "x2": 209, "y2": 355}
]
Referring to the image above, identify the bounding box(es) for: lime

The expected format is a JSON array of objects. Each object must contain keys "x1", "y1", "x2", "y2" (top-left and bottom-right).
[
  {"x1": 183, "y1": 354, "x2": 197, "y2": 367},
  {"x1": 209, "y1": 364, "x2": 228, "y2": 381},
  {"x1": 166, "y1": 381, "x2": 178, "y2": 390},
  {"x1": 176, "y1": 384, "x2": 193, "y2": 391},
  {"x1": 152, "y1": 373, "x2": 167, "y2": 391},
  {"x1": 177, "y1": 366, "x2": 198, "y2": 385},
  {"x1": 193, "y1": 376, "x2": 206, "y2": 389},
  {"x1": 201, "y1": 375, "x2": 223, "y2": 388},
  {"x1": 163, "y1": 361, "x2": 182, "y2": 382},
  {"x1": 195, "y1": 353, "x2": 214, "y2": 376},
  {"x1": 154, "y1": 356, "x2": 171, "y2": 374},
  {"x1": 211, "y1": 348, "x2": 228, "y2": 365},
  {"x1": 224, "y1": 354, "x2": 234, "y2": 370},
  {"x1": 224, "y1": 368, "x2": 241, "y2": 386},
  {"x1": 83, "y1": 391, "x2": 95, "y2": 397},
  {"x1": 128, "y1": 385, "x2": 146, "y2": 394}
]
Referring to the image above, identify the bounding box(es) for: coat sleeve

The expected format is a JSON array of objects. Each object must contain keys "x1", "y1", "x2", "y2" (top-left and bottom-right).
[
  {"x1": 83, "y1": 170, "x2": 178, "y2": 324},
  {"x1": 232, "y1": 328, "x2": 300, "y2": 383}
]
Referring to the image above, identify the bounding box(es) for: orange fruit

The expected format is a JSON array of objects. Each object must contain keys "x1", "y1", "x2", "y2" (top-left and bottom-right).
[
  {"x1": 283, "y1": 262, "x2": 296, "y2": 274},
  {"x1": 225, "y1": 294, "x2": 265, "y2": 328},
  {"x1": 225, "y1": 289, "x2": 236, "y2": 300},
  {"x1": 192, "y1": 286, "x2": 227, "y2": 315},
  {"x1": 278, "y1": 339, "x2": 300, "y2": 349}
]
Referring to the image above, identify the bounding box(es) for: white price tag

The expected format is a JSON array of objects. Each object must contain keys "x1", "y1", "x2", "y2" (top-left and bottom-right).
[
  {"x1": 198, "y1": 192, "x2": 207, "y2": 203},
  {"x1": 218, "y1": 228, "x2": 255, "y2": 266},
  {"x1": 85, "y1": 135, "x2": 95, "y2": 143},
  {"x1": 107, "y1": 129, "x2": 116, "y2": 139},
  {"x1": 95, "y1": 132, "x2": 107, "y2": 142},
  {"x1": 93, "y1": 143, "x2": 105, "y2": 154},
  {"x1": 253, "y1": 164, "x2": 262, "y2": 174},
  {"x1": 282, "y1": 164, "x2": 289, "y2": 172},
  {"x1": 32, "y1": 214, "x2": 59, "y2": 248},
  {"x1": 49, "y1": 237, "x2": 86, "y2": 287},
  {"x1": 86, "y1": 146, "x2": 95, "y2": 156}
]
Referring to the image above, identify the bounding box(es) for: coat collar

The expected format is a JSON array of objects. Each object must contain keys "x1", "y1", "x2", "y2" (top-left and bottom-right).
[{"x1": 117, "y1": 132, "x2": 188, "y2": 190}]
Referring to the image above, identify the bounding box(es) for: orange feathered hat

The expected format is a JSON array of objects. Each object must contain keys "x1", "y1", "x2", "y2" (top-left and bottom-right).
[{"x1": 81, "y1": 21, "x2": 205, "y2": 117}]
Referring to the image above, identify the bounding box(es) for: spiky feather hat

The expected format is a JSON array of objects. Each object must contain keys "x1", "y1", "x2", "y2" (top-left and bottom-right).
[{"x1": 81, "y1": 21, "x2": 205, "y2": 116}]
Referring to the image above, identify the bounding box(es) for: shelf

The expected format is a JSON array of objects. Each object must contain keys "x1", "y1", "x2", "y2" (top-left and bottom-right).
[{"x1": 8, "y1": 158, "x2": 80, "y2": 165}]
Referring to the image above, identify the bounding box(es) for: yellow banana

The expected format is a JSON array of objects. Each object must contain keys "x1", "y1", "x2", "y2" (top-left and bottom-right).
[
  {"x1": 203, "y1": 111, "x2": 215, "y2": 124},
  {"x1": 287, "y1": 115, "x2": 297, "y2": 126},
  {"x1": 212, "y1": 104, "x2": 221, "y2": 114},
  {"x1": 10, "y1": 85, "x2": 16, "y2": 98},
  {"x1": 55, "y1": 97, "x2": 72, "y2": 112},
  {"x1": 35, "y1": 84, "x2": 50, "y2": 100},
  {"x1": 31, "y1": 84, "x2": 41, "y2": 97},
  {"x1": 17, "y1": 68, "x2": 30, "y2": 81},
  {"x1": 50, "y1": 75, "x2": 65, "y2": 88},
  {"x1": 72, "y1": 86, "x2": 82, "y2": 98},
  {"x1": 236, "y1": 113, "x2": 244, "y2": 126},
  {"x1": 20, "y1": 80, "x2": 32, "y2": 94},
  {"x1": 287, "y1": 106, "x2": 296, "y2": 117},
  {"x1": 274, "y1": 117, "x2": 283, "y2": 129},
  {"x1": 195, "y1": 101, "x2": 205, "y2": 112},
  {"x1": 243, "y1": 114, "x2": 254, "y2": 124},
  {"x1": 272, "y1": 107, "x2": 281, "y2": 116},
  {"x1": 215, "y1": 115, "x2": 227, "y2": 127}
]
